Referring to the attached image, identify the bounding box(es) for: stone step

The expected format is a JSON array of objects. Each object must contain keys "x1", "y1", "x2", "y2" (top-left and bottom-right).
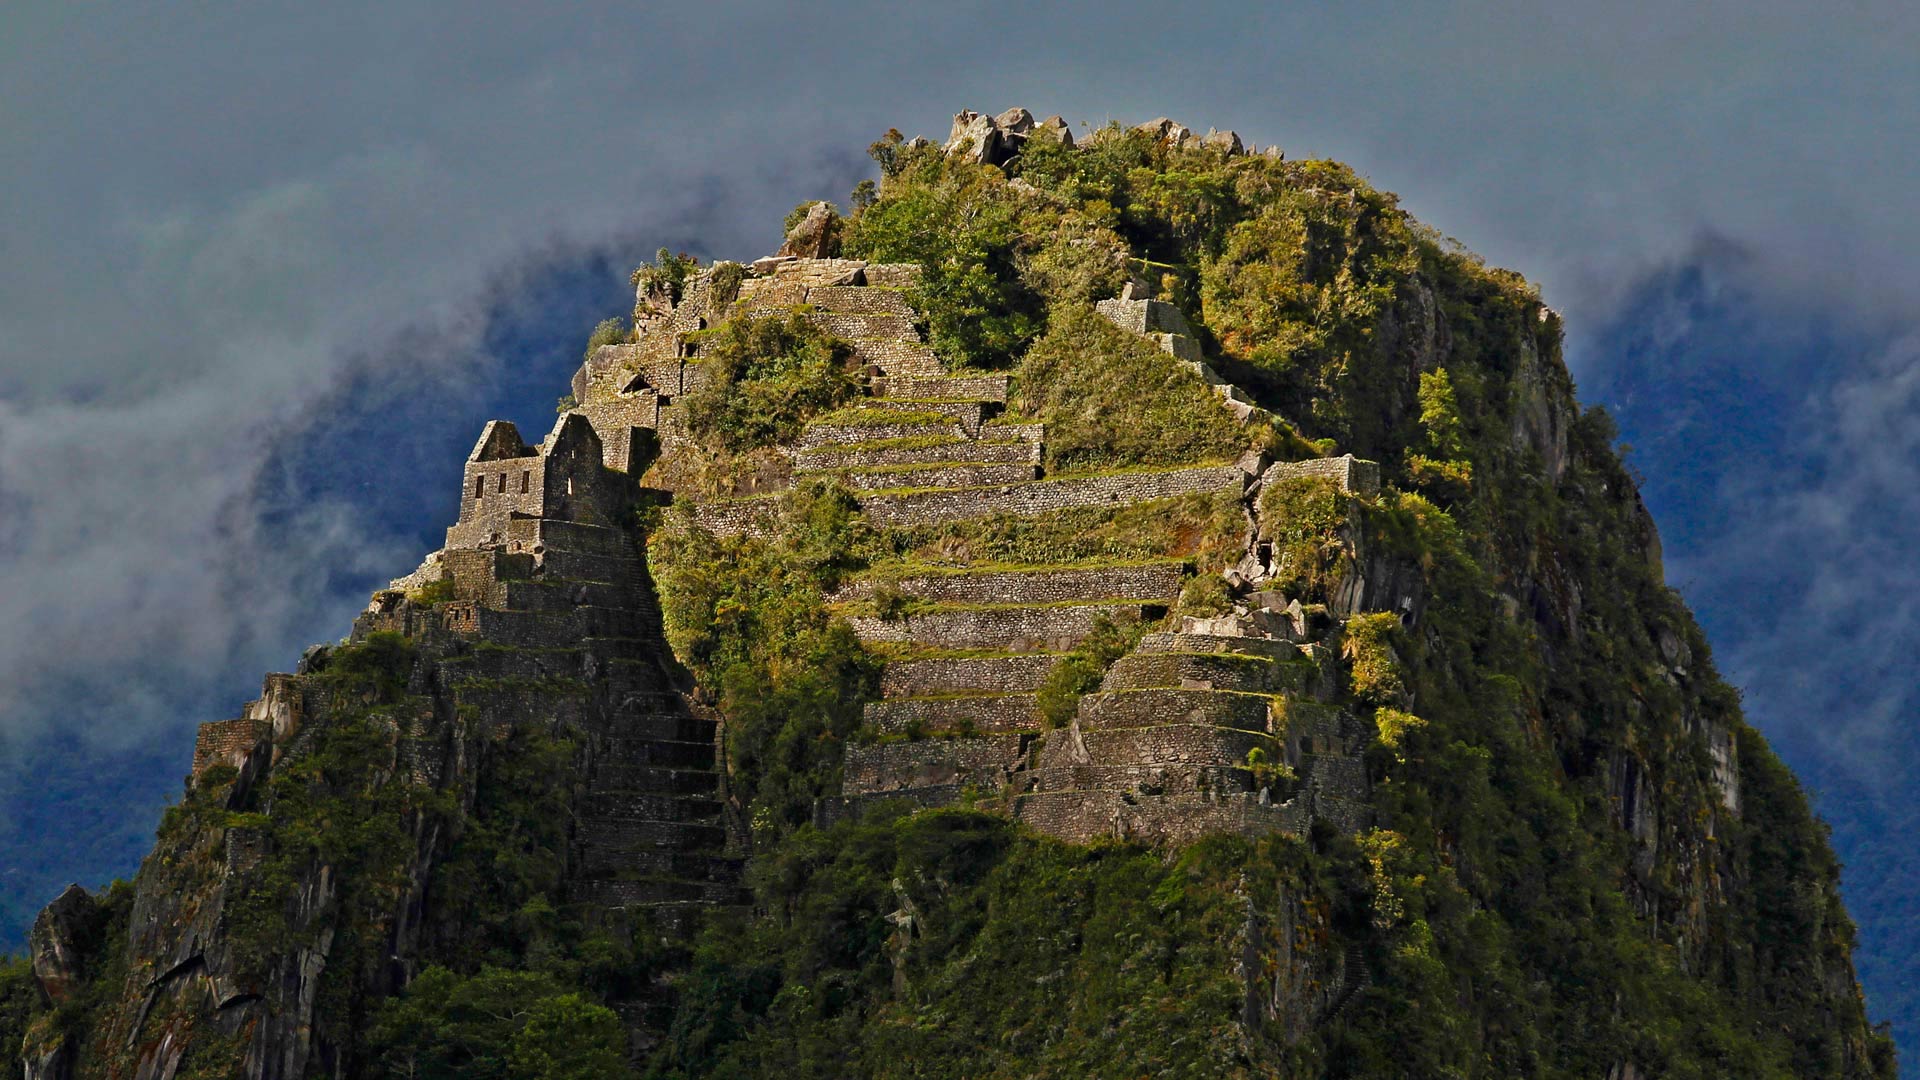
[
  {"x1": 582, "y1": 791, "x2": 724, "y2": 822},
  {"x1": 829, "y1": 461, "x2": 1039, "y2": 491},
  {"x1": 841, "y1": 734, "x2": 1027, "y2": 796},
  {"x1": 1075, "y1": 687, "x2": 1274, "y2": 733},
  {"x1": 880, "y1": 654, "x2": 1061, "y2": 696},
  {"x1": 575, "y1": 877, "x2": 751, "y2": 908},
  {"x1": 796, "y1": 420, "x2": 966, "y2": 450},
  {"x1": 576, "y1": 817, "x2": 728, "y2": 851},
  {"x1": 594, "y1": 737, "x2": 716, "y2": 770},
  {"x1": 586, "y1": 764, "x2": 722, "y2": 796},
  {"x1": 1010, "y1": 788, "x2": 1301, "y2": 846},
  {"x1": 1101, "y1": 651, "x2": 1309, "y2": 694},
  {"x1": 877, "y1": 374, "x2": 1008, "y2": 403},
  {"x1": 793, "y1": 437, "x2": 1037, "y2": 472},
  {"x1": 574, "y1": 846, "x2": 742, "y2": 881},
  {"x1": 863, "y1": 693, "x2": 1041, "y2": 736},
  {"x1": 837, "y1": 563, "x2": 1187, "y2": 605},
  {"x1": 845, "y1": 602, "x2": 1151, "y2": 652},
  {"x1": 808, "y1": 312, "x2": 918, "y2": 340},
  {"x1": 1034, "y1": 723, "x2": 1277, "y2": 770},
  {"x1": 857, "y1": 397, "x2": 990, "y2": 433},
  {"x1": 805, "y1": 285, "x2": 916, "y2": 317}
]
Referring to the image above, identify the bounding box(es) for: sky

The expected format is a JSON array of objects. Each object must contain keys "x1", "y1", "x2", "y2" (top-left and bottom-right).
[{"x1": 5, "y1": 0, "x2": 1920, "y2": 1044}]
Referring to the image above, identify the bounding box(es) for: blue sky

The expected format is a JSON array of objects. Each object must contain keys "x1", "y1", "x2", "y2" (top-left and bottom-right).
[{"x1": 4, "y1": 0, "x2": 1918, "y2": 1047}]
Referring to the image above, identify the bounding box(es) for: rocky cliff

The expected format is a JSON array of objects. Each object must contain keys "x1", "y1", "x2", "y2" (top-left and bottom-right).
[{"x1": 4, "y1": 108, "x2": 1895, "y2": 1078}]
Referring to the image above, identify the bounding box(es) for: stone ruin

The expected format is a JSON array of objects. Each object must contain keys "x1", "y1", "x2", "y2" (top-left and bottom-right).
[{"x1": 194, "y1": 110, "x2": 1376, "y2": 923}]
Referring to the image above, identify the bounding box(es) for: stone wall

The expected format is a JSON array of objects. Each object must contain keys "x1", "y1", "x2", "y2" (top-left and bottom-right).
[
  {"x1": 846, "y1": 603, "x2": 1143, "y2": 651},
  {"x1": 806, "y1": 286, "x2": 915, "y2": 316},
  {"x1": 880, "y1": 654, "x2": 1059, "y2": 697},
  {"x1": 857, "y1": 464, "x2": 1246, "y2": 528},
  {"x1": 863, "y1": 694, "x2": 1041, "y2": 735},
  {"x1": 836, "y1": 563, "x2": 1187, "y2": 604},
  {"x1": 861, "y1": 263, "x2": 921, "y2": 288},
  {"x1": 833, "y1": 462, "x2": 1038, "y2": 491},
  {"x1": 794, "y1": 437, "x2": 1035, "y2": 471},
  {"x1": 841, "y1": 735, "x2": 1026, "y2": 795},
  {"x1": 1075, "y1": 687, "x2": 1273, "y2": 732},
  {"x1": 190, "y1": 717, "x2": 266, "y2": 780},
  {"x1": 1261, "y1": 454, "x2": 1381, "y2": 497},
  {"x1": 796, "y1": 421, "x2": 966, "y2": 450},
  {"x1": 880, "y1": 374, "x2": 1008, "y2": 402}
]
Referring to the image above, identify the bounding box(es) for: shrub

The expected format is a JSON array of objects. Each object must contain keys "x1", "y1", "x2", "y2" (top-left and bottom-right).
[
  {"x1": 1257, "y1": 476, "x2": 1352, "y2": 600},
  {"x1": 582, "y1": 317, "x2": 629, "y2": 359},
  {"x1": 1035, "y1": 616, "x2": 1144, "y2": 728},
  {"x1": 1016, "y1": 304, "x2": 1245, "y2": 473},
  {"x1": 680, "y1": 313, "x2": 856, "y2": 452}
]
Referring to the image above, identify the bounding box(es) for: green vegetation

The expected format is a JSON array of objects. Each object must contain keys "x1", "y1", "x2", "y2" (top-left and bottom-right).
[
  {"x1": 1016, "y1": 304, "x2": 1247, "y2": 472},
  {"x1": 409, "y1": 576, "x2": 460, "y2": 606},
  {"x1": 651, "y1": 481, "x2": 880, "y2": 835},
  {"x1": 681, "y1": 313, "x2": 856, "y2": 452},
  {"x1": 368, "y1": 967, "x2": 631, "y2": 1080},
  {"x1": 632, "y1": 248, "x2": 701, "y2": 312},
  {"x1": 1035, "y1": 615, "x2": 1145, "y2": 728},
  {"x1": 647, "y1": 809, "x2": 1271, "y2": 1079},
  {"x1": 584, "y1": 317, "x2": 632, "y2": 358}
]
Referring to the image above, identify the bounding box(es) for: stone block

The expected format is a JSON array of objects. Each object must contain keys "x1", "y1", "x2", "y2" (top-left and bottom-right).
[
  {"x1": 833, "y1": 461, "x2": 1039, "y2": 491},
  {"x1": 863, "y1": 693, "x2": 1041, "y2": 735},
  {"x1": 1076, "y1": 688, "x2": 1274, "y2": 732},
  {"x1": 836, "y1": 563, "x2": 1186, "y2": 605},
  {"x1": 880, "y1": 374, "x2": 1009, "y2": 403},
  {"x1": 841, "y1": 735, "x2": 1026, "y2": 795},
  {"x1": 796, "y1": 421, "x2": 967, "y2": 450},
  {"x1": 880, "y1": 654, "x2": 1060, "y2": 696},
  {"x1": 846, "y1": 602, "x2": 1143, "y2": 651},
  {"x1": 793, "y1": 437, "x2": 1037, "y2": 472},
  {"x1": 806, "y1": 286, "x2": 916, "y2": 317}
]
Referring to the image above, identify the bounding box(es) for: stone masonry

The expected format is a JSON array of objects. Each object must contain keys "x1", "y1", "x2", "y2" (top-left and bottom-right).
[{"x1": 549, "y1": 229, "x2": 1388, "y2": 849}]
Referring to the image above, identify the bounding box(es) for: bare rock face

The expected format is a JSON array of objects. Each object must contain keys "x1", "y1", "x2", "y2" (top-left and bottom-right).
[
  {"x1": 28, "y1": 884, "x2": 96, "y2": 1004},
  {"x1": 945, "y1": 109, "x2": 1008, "y2": 165},
  {"x1": 994, "y1": 106, "x2": 1034, "y2": 136},
  {"x1": 1031, "y1": 114, "x2": 1075, "y2": 148},
  {"x1": 778, "y1": 201, "x2": 839, "y2": 259},
  {"x1": 1137, "y1": 117, "x2": 1197, "y2": 148},
  {"x1": 1202, "y1": 127, "x2": 1244, "y2": 155}
]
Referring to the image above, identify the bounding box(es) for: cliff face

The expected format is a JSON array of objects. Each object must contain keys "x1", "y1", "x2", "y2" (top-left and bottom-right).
[{"x1": 5, "y1": 108, "x2": 1895, "y2": 1078}]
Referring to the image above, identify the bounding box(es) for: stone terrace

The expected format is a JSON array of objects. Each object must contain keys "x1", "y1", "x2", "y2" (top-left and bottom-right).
[{"x1": 563, "y1": 253, "x2": 1383, "y2": 848}]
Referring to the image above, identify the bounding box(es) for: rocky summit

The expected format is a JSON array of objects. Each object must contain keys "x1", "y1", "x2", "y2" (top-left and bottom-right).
[{"x1": 2, "y1": 109, "x2": 1895, "y2": 1079}]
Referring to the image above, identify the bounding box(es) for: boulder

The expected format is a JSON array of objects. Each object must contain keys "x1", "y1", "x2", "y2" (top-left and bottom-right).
[
  {"x1": 1137, "y1": 118, "x2": 1196, "y2": 148},
  {"x1": 1032, "y1": 114, "x2": 1075, "y2": 148},
  {"x1": 778, "y1": 201, "x2": 839, "y2": 259},
  {"x1": 29, "y1": 884, "x2": 96, "y2": 1003},
  {"x1": 994, "y1": 107, "x2": 1035, "y2": 136},
  {"x1": 1202, "y1": 128, "x2": 1244, "y2": 155},
  {"x1": 945, "y1": 110, "x2": 1007, "y2": 165}
]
